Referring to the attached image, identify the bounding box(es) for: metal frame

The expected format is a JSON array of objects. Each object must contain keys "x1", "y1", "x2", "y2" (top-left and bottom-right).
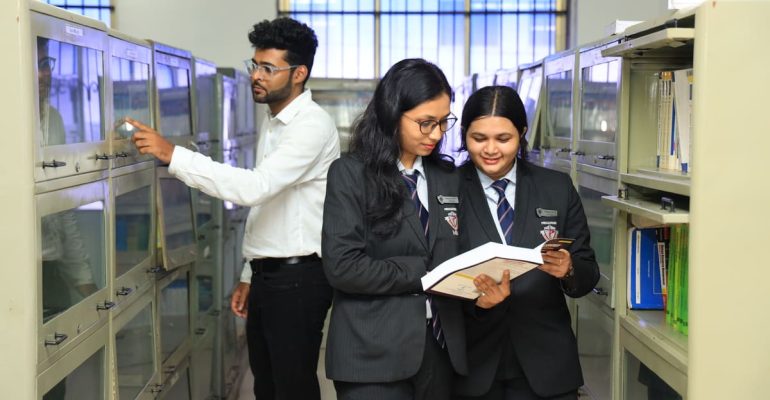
[
  {"x1": 155, "y1": 166, "x2": 198, "y2": 270},
  {"x1": 150, "y1": 41, "x2": 196, "y2": 150},
  {"x1": 36, "y1": 177, "x2": 112, "y2": 368},
  {"x1": 30, "y1": 4, "x2": 110, "y2": 182}
]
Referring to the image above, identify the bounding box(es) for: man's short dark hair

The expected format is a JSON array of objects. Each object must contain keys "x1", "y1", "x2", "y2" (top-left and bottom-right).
[{"x1": 248, "y1": 18, "x2": 318, "y2": 83}]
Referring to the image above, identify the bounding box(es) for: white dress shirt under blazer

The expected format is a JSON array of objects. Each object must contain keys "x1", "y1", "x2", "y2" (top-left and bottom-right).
[
  {"x1": 168, "y1": 89, "x2": 340, "y2": 283},
  {"x1": 476, "y1": 161, "x2": 517, "y2": 244}
]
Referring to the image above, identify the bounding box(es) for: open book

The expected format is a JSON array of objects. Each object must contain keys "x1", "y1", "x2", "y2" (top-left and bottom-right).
[{"x1": 421, "y1": 238, "x2": 574, "y2": 300}]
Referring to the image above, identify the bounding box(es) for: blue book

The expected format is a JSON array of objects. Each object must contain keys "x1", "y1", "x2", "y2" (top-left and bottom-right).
[{"x1": 627, "y1": 228, "x2": 665, "y2": 309}]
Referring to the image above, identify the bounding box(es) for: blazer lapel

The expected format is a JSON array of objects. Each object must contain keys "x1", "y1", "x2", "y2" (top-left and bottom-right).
[
  {"x1": 462, "y1": 164, "x2": 503, "y2": 244},
  {"x1": 511, "y1": 160, "x2": 531, "y2": 246},
  {"x1": 403, "y1": 194, "x2": 429, "y2": 251},
  {"x1": 425, "y1": 161, "x2": 440, "y2": 251}
]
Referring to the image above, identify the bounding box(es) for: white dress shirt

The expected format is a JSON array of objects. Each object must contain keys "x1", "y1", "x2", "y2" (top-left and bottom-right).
[
  {"x1": 168, "y1": 89, "x2": 340, "y2": 283},
  {"x1": 476, "y1": 162, "x2": 518, "y2": 244}
]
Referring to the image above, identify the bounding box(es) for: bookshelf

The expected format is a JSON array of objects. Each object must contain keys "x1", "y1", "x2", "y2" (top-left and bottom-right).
[{"x1": 601, "y1": 3, "x2": 770, "y2": 399}]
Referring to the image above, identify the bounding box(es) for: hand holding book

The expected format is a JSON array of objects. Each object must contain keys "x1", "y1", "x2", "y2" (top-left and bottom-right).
[{"x1": 421, "y1": 238, "x2": 575, "y2": 300}]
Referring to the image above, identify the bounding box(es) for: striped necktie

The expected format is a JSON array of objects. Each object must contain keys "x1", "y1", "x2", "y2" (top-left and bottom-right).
[
  {"x1": 401, "y1": 172, "x2": 445, "y2": 348},
  {"x1": 491, "y1": 179, "x2": 514, "y2": 245}
]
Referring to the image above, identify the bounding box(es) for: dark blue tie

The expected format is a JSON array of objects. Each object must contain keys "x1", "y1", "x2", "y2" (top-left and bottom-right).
[
  {"x1": 491, "y1": 179, "x2": 514, "y2": 245},
  {"x1": 401, "y1": 172, "x2": 429, "y2": 241},
  {"x1": 402, "y1": 171, "x2": 445, "y2": 349}
]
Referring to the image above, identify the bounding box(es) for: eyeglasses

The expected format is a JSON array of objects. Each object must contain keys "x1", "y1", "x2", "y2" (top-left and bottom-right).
[
  {"x1": 38, "y1": 56, "x2": 56, "y2": 71},
  {"x1": 243, "y1": 59, "x2": 298, "y2": 78},
  {"x1": 402, "y1": 113, "x2": 458, "y2": 135}
]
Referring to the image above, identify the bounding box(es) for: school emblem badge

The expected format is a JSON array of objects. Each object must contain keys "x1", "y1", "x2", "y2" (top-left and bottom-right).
[
  {"x1": 540, "y1": 224, "x2": 558, "y2": 241},
  {"x1": 444, "y1": 211, "x2": 459, "y2": 236}
]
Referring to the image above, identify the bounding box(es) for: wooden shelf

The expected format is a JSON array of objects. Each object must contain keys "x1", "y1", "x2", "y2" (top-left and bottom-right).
[
  {"x1": 621, "y1": 169, "x2": 690, "y2": 196},
  {"x1": 601, "y1": 195, "x2": 689, "y2": 224},
  {"x1": 602, "y1": 28, "x2": 695, "y2": 58}
]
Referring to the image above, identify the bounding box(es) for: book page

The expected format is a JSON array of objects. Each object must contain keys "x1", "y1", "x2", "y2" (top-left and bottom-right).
[{"x1": 428, "y1": 258, "x2": 539, "y2": 299}]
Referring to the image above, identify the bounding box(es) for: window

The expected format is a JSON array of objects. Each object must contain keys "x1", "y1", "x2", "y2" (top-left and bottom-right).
[
  {"x1": 281, "y1": 0, "x2": 567, "y2": 87},
  {"x1": 45, "y1": 0, "x2": 113, "y2": 26}
]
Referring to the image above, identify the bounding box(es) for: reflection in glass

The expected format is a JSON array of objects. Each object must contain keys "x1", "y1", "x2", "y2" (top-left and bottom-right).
[
  {"x1": 41, "y1": 201, "x2": 105, "y2": 323},
  {"x1": 196, "y1": 191, "x2": 213, "y2": 229},
  {"x1": 37, "y1": 37, "x2": 104, "y2": 146},
  {"x1": 116, "y1": 304, "x2": 155, "y2": 400},
  {"x1": 546, "y1": 70, "x2": 573, "y2": 139},
  {"x1": 156, "y1": 63, "x2": 192, "y2": 137},
  {"x1": 43, "y1": 348, "x2": 104, "y2": 400},
  {"x1": 581, "y1": 60, "x2": 620, "y2": 143},
  {"x1": 160, "y1": 275, "x2": 190, "y2": 361},
  {"x1": 578, "y1": 186, "x2": 614, "y2": 272},
  {"x1": 518, "y1": 68, "x2": 543, "y2": 133},
  {"x1": 115, "y1": 186, "x2": 152, "y2": 277},
  {"x1": 197, "y1": 273, "x2": 214, "y2": 315},
  {"x1": 222, "y1": 81, "x2": 236, "y2": 144},
  {"x1": 163, "y1": 368, "x2": 191, "y2": 399},
  {"x1": 111, "y1": 56, "x2": 151, "y2": 138},
  {"x1": 195, "y1": 66, "x2": 217, "y2": 138},
  {"x1": 626, "y1": 351, "x2": 683, "y2": 400},
  {"x1": 159, "y1": 178, "x2": 195, "y2": 250}
]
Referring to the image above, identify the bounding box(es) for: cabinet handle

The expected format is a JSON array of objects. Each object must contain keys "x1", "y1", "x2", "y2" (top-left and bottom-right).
[
  {"x1": 595, "y1": 154, "x2": 615, "y2": 161},
  {"x1": 44, "y1": 332, "x2": 68, "y2": 346},
  {"x1": 95, "y1": 153, "x2": 114, "y2": 160},
  {"x1": 556, "y1": 147, "x2": 572, "y2": 154},
  {"x1": 660, "y1": 197, "x2": 676, "y2": 213},
  {"x1": 114, "y1": 152, "x2": 128, "y2": 158},
  {"x1": 164, "y1": 366, "x2": 177, "y2": 374},
  {"x1": 195, "y1": 328, "x2": 207, "y2": 335},
  {"x1": 147, "y1": 266, "x2": 164, "y2": 274},
  {"x1": 592, "y1": 287, "x2": 608, "y2": 296},
  {"x1": 150, "y1": 384, "x2": 165, "y2": 394},
  {"x1": 116, "y1": 287, "x2": 133, "y2": 297},
  {"x1": 571, "y1": 151, "x2": 585, "y2": 156},
  {"x1": 96, "y1": 301, "x2": 116, "y2": 311},
  {"x1": 42, "y1": 160, "x2": 66, "y2": 168}
]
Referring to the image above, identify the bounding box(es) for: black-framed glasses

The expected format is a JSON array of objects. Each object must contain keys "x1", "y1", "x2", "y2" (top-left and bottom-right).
[
  {"x1": 402, "y1": 113, "x2": 458, "y2": 135},
  {"x1": 38, "y1": 56, "x2": 56, "y2": 71},
  {"x1": 243, "y1": 59, "x2": 298, "y2": 79}
]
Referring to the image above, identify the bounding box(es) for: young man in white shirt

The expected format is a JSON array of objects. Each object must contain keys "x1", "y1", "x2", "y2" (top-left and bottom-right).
[{"x1": 129, "y1": 18, "x2": 339, "y2": 400}]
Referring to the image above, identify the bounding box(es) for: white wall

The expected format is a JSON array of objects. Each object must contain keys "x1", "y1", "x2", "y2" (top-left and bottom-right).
[
  {"x1": 570, "y1": 0, "x2": 671, "y2": 47},
  {"x1": 112, "y1": 0, "x2": 277, "y2": 69}
]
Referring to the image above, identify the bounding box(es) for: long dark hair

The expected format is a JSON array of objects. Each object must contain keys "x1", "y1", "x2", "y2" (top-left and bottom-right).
[
  {"x1": 350, "y1": 58, "x2": 453, "y2": 237},
  {"x1": 459, "y1": 85, "x2": 529, "y2": 161}
]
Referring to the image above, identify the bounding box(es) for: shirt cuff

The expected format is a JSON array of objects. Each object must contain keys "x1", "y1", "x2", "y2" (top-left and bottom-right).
[
  {"x1": 239, "y1": 261, "x2": 252, "y2": 283},
  {"x1": 168, "y1": 145, "x2": 195, "y2": 175}
]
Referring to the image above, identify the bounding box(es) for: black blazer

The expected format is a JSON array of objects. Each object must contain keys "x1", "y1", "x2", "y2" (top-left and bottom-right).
[
  {"x1": 322, "y1": 154, "x2": 467, "y2": 383},
  {"x1": 454, "y1": 160, "x2": 599, "y2": 397}
]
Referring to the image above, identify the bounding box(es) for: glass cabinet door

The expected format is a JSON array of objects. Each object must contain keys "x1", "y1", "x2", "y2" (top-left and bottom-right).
[
  {"x1": 37, "y1": 179, "x2": 110, "y2": 364},
  {"x1": 31, "y1": 11, "x2": 109, "y2": 182},
  {"x1": 578, "y1": 45, "x2": 621, "y2": 170},
  {"x1": 160, "y1": 270, "x2": 190, "y2": 362},
  {"x1": 37, "y1": 325, "x2": 109, "y2": 400},
  {"x1": 115, "y1": 299, "x2": 156, "y2": 400},
  {"x1": 577, "y1": 181, "x2": 616, "y2": 308},
  {"x1": 155, "y1": 61, "x2": 192, "y2": 138},
  {"x1": 109, "y1": 35, "x2": 153, "y2": 167}
]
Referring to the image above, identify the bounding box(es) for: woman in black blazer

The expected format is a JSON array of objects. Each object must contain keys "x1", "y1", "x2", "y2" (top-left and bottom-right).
[
  {"x1": 322, "y1": 59, "x2": 472, "y2": 400},
  {"x1": 453, "y1": 86, "x2": 600, "y2": 400}
]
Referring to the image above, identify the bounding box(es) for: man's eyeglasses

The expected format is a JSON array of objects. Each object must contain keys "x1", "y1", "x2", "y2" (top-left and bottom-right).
[
  {"x1": 244, "y1": 59, "x2": 298, "y2": 78},
  {"x1": 38, "y1": 56, "x2": 56, "y2": 71},
  {"x1": 402, "y1": 113, "x2": 458, "y2": 135}
]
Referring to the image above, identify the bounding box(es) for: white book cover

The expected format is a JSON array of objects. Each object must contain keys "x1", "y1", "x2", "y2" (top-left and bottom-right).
[{"x1": 421, "y1": 238, "x2": 573, "y2": 300}]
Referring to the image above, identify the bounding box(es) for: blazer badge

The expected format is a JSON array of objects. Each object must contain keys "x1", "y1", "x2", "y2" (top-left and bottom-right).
[
  {"x1": 540, "y1": 224, "x2": 558, "y2": 241},
  {"x1": 444, "y1": 211, "x2": 459, "y2": 236}
]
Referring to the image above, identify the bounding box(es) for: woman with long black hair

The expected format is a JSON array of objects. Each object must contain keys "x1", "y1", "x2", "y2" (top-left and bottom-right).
[{"x1": 321, "y1": 58, "x2": 473, "y2": 400}]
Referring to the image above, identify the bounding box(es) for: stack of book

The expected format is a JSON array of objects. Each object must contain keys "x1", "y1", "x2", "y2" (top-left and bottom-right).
[
  {"x1": 656, "y1": 69, "x2": 694, "y2": 173},
  {"x1": 627, "y1": 225, "x2": 689, "y2": 336}
]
